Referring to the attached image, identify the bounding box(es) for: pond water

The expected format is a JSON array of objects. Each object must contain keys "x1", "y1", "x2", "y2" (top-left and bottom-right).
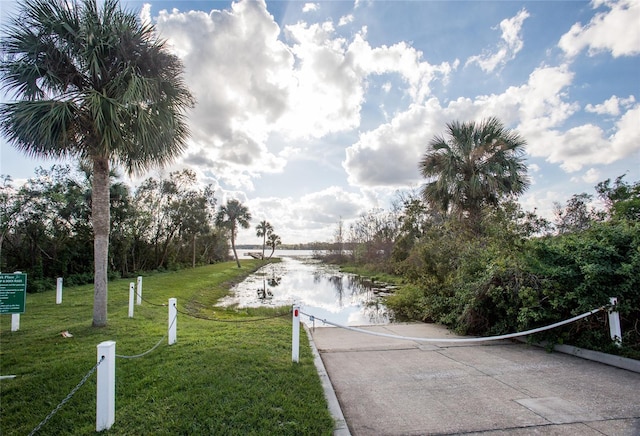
[{"x1": 216, "y1": 254, "x2": 393, "y2": 326}]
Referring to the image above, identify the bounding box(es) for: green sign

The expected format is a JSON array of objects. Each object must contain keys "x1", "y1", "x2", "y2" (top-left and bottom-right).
[{"x1": 0, "y1": 273, "x2": 27, "y2": 314}]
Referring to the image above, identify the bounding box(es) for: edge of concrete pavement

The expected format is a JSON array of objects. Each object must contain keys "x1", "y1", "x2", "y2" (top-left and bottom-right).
[
  {"x1": 527, "y1": 340, "x2": 640, "y2": 373},
  {"x1": 303, "y1": 325, "x2": 351, "y2": 436}
]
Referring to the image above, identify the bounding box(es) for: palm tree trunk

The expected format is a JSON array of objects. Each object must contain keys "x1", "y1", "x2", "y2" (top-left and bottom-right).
[
  {"x1": 92, "y1": 157, "x2": 110, "y2": 327},
  {"x1": 231, "y1": 229, "x2": 242, "y2": 268}
]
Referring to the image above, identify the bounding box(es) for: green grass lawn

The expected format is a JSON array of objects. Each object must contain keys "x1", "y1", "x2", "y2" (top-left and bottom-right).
[{"x1": 0, "y1": 260, "x2": 334, "y2": 435}]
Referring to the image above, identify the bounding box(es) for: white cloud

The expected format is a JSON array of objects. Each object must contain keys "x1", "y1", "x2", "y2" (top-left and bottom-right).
[
  {"x1": 344, "y1": 61, "x2": 639, "y2": 189},
  {"x1": 581, "y1": 168, "x2": 602, "y2": 183},
  {"x1": 239, "y1": 186, "x2": 371, "y2": 244},
  {"x1": 140, "y1": 3, "x2": 152, "y2": 26},
  {"x1": 526, "y1": 104, "x2": 640, "y2": 172},
  {"x1": 348, "y1": 32, "x2": 457, "y2": 104},
  {"x1": 302, "y1": 3, "x2": 318, "y2": 13},
  {"x1": 154, "y1": 1, "x2": 292, "y2": 185},
  {"x1": 278, "y1": 20, "x2": 364, "y2": 138},
  {"x1": 585, "y1": 95, "x2": 636, "y2": 116},
  {"x1": 339, "y1": 14, "x2": 354, "y2": 26},
  {"x1": 558, "y1": 0, "x2": 640, "y2": 58},
  {"x1": 466, "y1": 8, "x2": 530, "y2": 73}
]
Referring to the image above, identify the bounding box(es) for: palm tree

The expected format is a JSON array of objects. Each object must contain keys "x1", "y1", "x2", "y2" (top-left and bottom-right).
[
  {"x1": 255, "y1": 220, "x2": 273, "y2": 260},
  {"x1": 266, "y1": 233, "x2": 282, "y2": 259},
  {"x1": 0, "y1": 0, "x2": 194, "y2": 327},
  {"x1": 216, "y1": 199, "x2": 251, "y2": 268},
  {"x1": 419, "y1": 117, "x2": 529, "y2": 232}
]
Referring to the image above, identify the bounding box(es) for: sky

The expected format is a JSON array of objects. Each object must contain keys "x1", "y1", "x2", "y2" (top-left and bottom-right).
[{"x1": 0, "y1": 0, "x2": 639, "y2": 245}]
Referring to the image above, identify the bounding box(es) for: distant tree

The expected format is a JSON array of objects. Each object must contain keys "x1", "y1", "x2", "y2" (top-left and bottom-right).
[
  {"x1": 419, "y1": 117, "x2": 530, "y2": 233},
  {"x1": 0, "y1": 175, "x2": 26, "y2": 272},
  {"x1": 0, "y1": 0, "x2": 194, "y2": 326},
  {"x1": 595, "y1": 175, "x2": 640, "y2": 222},
  {"x1": 553, "y1": 193, "x2": 599, "y2": 234},
  {"x1": 266, "y1": 233, "x2": 282, "y2": 259},
  {"x1": 256, "y1": 220, "x2": 274, "y2": 259},
  {"x1": 216, "y1": 199, "x2": 251, "y2": 268}
]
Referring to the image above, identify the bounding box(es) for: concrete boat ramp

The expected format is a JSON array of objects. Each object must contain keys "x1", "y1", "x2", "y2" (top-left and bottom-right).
[{"x1": 309, "y1": 323, "x2": 640, "y2": 435}]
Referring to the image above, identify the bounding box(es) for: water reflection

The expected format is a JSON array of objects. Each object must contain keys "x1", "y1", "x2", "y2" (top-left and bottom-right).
[{"x1": 216, "y1": 255, "x2": 392, "y2": 326}]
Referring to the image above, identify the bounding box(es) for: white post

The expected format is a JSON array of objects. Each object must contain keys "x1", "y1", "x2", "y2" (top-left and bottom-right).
[
  {"x1": 292, "y1": 305, "x2": 300, "y2": 363},
  {"x1": 56, "y1": 277, "x2": 63, "y2": 304},
  {"x1": 128, "y1": 283, "x2": 135, "y2": 318},
  {"x1": 11, "y1": 314, "x2": 19, "y2": 332},
  {"x1": 168, "y1": 298, "x2": 177, "y2": 345},
  {"x1": 96, "y1": 341, "x2": 115, "y2": 431},
  {"x1": 608, "y1": 297, "x2": 622, "y2": 346},
  {"x1": 136, "y1": 276, "x2": 142, "y2": 305}
]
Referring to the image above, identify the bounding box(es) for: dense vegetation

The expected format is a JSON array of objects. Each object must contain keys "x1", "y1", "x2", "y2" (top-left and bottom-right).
[
  {"x1": 0, "y1": 166, "x2": 229, "y2": 291},
  {"x1": 328, "y1": 176, "x2": 640, "y2": 359}
]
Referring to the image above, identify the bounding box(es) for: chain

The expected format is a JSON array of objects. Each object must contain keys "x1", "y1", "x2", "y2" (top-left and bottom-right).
[
  {"x1": 28, "y1": 356, "x2": 105, "y2": 436},
  {"x1": 116, "y1": 312, "x2": 178, "y2": 359},
  {"x1": 134, "y1": 289, "x2": 167, "y2": 308}
]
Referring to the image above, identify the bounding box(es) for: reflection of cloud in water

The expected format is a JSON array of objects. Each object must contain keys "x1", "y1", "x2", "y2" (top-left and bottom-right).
[{"x1": 216, "y1": 255, "x2": 391, "y2": 326}]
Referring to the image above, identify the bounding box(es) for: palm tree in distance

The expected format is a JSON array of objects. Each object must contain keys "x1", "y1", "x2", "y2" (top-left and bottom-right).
[
  {"x1": 0, "y1": 0, "x2": 194, "y2": 327},
  {"x1": 419, "y1": 117, "x2": 530, "y2": 233},
  {"x1": 216, "y1": 199, "x2": 251, "y2": 268},
  {"x1": 256, "y1": 220, "x2": 273, "y2": 260},
  {"x1": 267, "y1": 233, "x2": 282, "y2": 259}
]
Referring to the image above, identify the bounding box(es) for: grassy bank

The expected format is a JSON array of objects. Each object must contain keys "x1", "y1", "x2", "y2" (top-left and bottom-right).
[{"x1": 0, "y1": 260, "x2": 334, "y2": 435}]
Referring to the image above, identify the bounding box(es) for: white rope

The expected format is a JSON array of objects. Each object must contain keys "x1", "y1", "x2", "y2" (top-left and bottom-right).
[{"x1": 301, "y1": 306, "x2": 605, "y2": 343}]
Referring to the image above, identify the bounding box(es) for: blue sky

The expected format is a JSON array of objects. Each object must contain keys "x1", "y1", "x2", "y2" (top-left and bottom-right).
[{"x1": 1, "y1": 0, "x2": 639, "y2": 245}]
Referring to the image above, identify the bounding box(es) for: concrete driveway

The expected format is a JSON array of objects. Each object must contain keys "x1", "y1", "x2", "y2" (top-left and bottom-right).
[{"x1": 309, "y1": 323, "x2": 640, "y2": 436}]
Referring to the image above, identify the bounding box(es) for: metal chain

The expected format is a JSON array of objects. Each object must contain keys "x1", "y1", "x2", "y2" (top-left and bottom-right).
[
  {"x1": 134, "y1": 289, "x2": 167, "y2": 308},
  {"x1": 116, "y1": 312, "x2": 178, "y2": 359},
  {"x1": 28, "y1": 356, "x2": 105, "y2": 436}
]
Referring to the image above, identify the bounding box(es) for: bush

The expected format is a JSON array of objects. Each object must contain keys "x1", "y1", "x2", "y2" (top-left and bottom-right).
[
  {"x1": 27, "y1": 277, "x2": 55, "y2": 293},
  {"x1": 388, "y1": 215, "x2": 639, "y2": 358}
]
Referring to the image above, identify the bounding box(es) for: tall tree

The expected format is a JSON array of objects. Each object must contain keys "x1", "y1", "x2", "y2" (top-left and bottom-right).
[
  {"x1": 419, "y1": 117, "x2": 529, "y2": 232},
  {"x1": 216, "y1": 199, "x2": 251, "y2": 268},
  {"x1": 255, "y1": 220, "x2": 273, "y2": 260},
  {"x1": 0, "y1": 0, "x2": 194, "y2": 326}
]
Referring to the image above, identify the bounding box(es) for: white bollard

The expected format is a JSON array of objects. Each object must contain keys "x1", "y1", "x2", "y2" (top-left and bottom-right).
[
  {"x1": 608, "y1": 297, "x2": 622, "y2": 346},
  {"x1": 292, "y1": 305, "x2": 300, "y2": 363},
  {"x1": 96, "y1": 341, "x2": 115, "y2": 432},
  {"x1": 11, "y1": 314, "x2": 19, "y2": 332},
  {"x1": 56, "y1": 277, "x2": 63, "y2": 304},
  {"x1": 136, "y1": 276, "x2": 142, "y2": 305},
  {"x1": 168, "y1": 298, "x2": 177, "y2": 345},
  {"x1": 128, "y1": 283, "x2": 135, "y2": 318}
]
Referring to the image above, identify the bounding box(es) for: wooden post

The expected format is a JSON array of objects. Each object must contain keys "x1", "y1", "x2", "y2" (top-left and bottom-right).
[
  {"x1": 11, "y1": 314, "x2": 19, "y2": 332},
  {"x1": 96, "y1": 341, "x2": 115, "y2": 431}
]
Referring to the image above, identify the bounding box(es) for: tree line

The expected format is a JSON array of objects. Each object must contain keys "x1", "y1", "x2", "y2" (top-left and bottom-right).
[{"x1": 0, "y1": 165, "x2": 282, "y2": 291}]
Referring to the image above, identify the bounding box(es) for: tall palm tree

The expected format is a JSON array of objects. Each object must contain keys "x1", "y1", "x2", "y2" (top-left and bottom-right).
[
  {"x1": 419, "y1": 117, "x2": 529, "y2": 232},
  {"x1": 0, "y1": 0, "x2": 194, "y2": 327},
  {"x1": 216, "y1": 199, "x2": 251, "y2": 268},
  {"x1": 255, "y1": 220, "x2": 273, "y2": 260},
  {"x1": 266, "y1": 233, "x2": 282, "y2": 259}
]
